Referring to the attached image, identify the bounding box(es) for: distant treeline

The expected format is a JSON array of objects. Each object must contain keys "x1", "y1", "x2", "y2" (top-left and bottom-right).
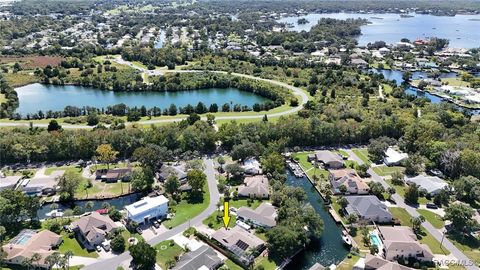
[{"x1": 0, "y1": 73, "x2": 19, "y2": 118}]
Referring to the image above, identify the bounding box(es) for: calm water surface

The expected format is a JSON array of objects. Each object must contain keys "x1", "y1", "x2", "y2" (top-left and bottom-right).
[
  {"x1": 15, "y1": 83, "x2": 268, "y2": 115},
  {"x1": 285, "y1": 171, "x2": 349, "y2": 269},
  {"x1": 278, "y1": 13, "x2": 480, "y2": 48}
]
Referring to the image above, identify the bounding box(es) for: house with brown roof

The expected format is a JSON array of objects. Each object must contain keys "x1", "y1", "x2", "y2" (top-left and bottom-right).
[
  {"x1": 2, "y1": 229, "x2": 62, "y2": 269},
  {"x1": 238, "y1": 175, "x2": 269, "y2": 199},
  {"x1": 237, "y1": 203, "x2": 277, "y2": 228},
  {"x1": 71, "y1": 212, "x2": 118, "y2": 247},
  {"x1": 96, "y1": 168, "x2": 132, "y2": 183},
  {"x1": 378, "y1": 226, "x2": 434, "y2": 262},
  {"x1": 211, "y1": 225, "x2": 265, "y2": 264},
  {"x1": 329, "y1": 169, "x2": 369, "y2": 195}
]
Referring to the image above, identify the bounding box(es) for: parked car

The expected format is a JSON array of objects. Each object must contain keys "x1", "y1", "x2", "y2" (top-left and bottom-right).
[
  {"x1": 96, "y1": 245, "x2": 102, "y2": 252},
  {"x1": 136, "y1": 227, "x2": 143, "y2": 234},
  {"x1": 152, "y1": 220, "x2": 160, "y2": 228},
  {"x1": 426, "y1": 203, "x2": 438, "y2": 209}
]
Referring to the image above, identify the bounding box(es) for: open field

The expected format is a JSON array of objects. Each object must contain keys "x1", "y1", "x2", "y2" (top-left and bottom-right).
[{"x1": 0, "y1": 56, "x2": 63, "y2": 69}]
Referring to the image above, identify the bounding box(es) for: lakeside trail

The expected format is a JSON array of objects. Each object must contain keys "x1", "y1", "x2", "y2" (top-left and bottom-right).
[
  {"x1": 0, "y1": 58, "x2": 308, "y2": 129},
  {"x1": 82, "y1": 158, "x2": 220, "y2": 270}
]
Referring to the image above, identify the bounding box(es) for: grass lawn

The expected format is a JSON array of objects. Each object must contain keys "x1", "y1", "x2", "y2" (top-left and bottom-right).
[
  {"x1": 441, "y1": 77, "x2": 471, "y2": 87},
  {"x1": 336, "y1": 149, "x2": 350, "y2": 157},
  {"x1": 225, "y1": 259, "x2": 243, "y2": 270},
  {"x1": 385, "y1": 180, "x2": 430, "y2": 204},
  {"x1": 163, "y1": 182, "x2": 210, "y2": 228},
  {"x1": 383, "y1": 84, "x2": 393, "y2": 94},
  {"x1": 58, "y1": 232, "x2": 99, "y2": 258},
  {"x1": 417, "y1": 209, "x2": 445, "y2": 229},
  {"x1": 389, "y1": 207, "x2": 449, "y2": 255},
  {"x1": 254, "y1": 256, "x2": 278, "y2": 270},
  {"x1": 120, "y1": 229, "x2": 143, "y2": 250},
  {"x1": 202, "y1": 211, "x2": 236, "y2": 230},
  {"x1": 336, "y1": 255, "x2": 361, "y2": 270},
  {"x1": 352, "y1": 148, "x2": 371, "y2": 165},
  {"x1": 227, "y1": 198, "x2": 263, "y2": 209},
  {"x1": 154, "y1": 240, "x2": 184, "y2": 270},
  {"x1": 447, "y1": 234, "x2": 480, "y2": 266},
  {"x1": 291, "y1": 152, "x2": 329, "y2": 180},
  {"x1": 45, "y1": 166, "x2": 83, "y2": 175},
  {"x1": 352, "y1": 233, "x2": 370, "y2": 251},
  {"x1": 372, "y1": 165, "x2": 405, "y2": 176}
]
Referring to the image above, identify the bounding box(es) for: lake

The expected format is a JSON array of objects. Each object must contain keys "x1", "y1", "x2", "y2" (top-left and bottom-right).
[
  {"x1": 15, "y1": 83, "x2": 269, "y2": 115},
  {"x1": 285, "y1": 171, "x2": 349, "y2": 269},
  {"x1": 277, "y1": 13, "x2": 480, "y2": 48}
]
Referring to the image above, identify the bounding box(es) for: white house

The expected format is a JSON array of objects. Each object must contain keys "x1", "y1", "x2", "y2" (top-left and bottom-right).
[
  {"x1": 384, "y1": 147, "x2": 408, "y2": 166},
  {"x1": 125, "y1": 195, "x2": 169, "y2": 224},
  {"x1": 405, "y1": 175, "x2": 449, "y2": 195}
]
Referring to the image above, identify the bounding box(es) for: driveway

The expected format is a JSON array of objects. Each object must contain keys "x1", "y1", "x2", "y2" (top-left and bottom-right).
[{"x1": 82, "y1": 158, "x2": 221, "y2": 270}]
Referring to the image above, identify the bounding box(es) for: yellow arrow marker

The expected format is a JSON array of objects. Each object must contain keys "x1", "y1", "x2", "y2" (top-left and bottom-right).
[{"x1": 222, "y1": 201, "x2": 231, "y2": 229}]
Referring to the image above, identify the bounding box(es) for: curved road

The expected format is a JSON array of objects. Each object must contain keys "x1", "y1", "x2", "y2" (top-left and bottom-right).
[
  {"x1": 0, "y1": 69, "x2": 308, "y2": 129},
  {"x1": 82, "y1": 158, "x2": 220, "y2": 270}
]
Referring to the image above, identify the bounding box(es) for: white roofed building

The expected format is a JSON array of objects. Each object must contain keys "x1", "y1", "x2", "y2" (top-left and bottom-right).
[
  {"x1": 384, "y1": 147, "x2": 408, "y2": 166},
  {"x1": 125, "y1": 195, "x2": 169, "y2": 224}
]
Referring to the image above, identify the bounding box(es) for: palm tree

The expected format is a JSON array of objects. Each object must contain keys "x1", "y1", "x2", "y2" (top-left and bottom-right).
[
  {"x1": 45, "y1": 252, "x2": 61, "y2": 269},
  {"x1": 50, "y1": 203, "x2": 59, "y2": 211},
  {"x1": 64, "y1": 250, "x2": 74, "y2": 270},
  {"x1": 411, "y1": 216, "x2": 426, "y2": 234},
  {"x1": 57, "y1": 256, "x2": 67, "y2": 270},
  {"x1": 102, "y1": 202, "x2": 111, "y2": 210},
  {"x1": 85, "y1": 201, "x2": 94, "y2": 213},
  {"x1": 31, "y1": 253, "x2": 42, "y2": 270}
]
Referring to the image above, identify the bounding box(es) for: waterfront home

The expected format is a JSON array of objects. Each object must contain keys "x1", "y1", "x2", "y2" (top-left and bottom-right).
[
  {"x1": 242, "y1": 157, "x2": 262, "y2": 175},
  {"x1": 2, "y1": 229, "x2": 62, "y2": 269},
  {"x1": 237, "y1": 203, "x2": 277, "y2": 228},
  {"x1": 378, "y1": 226, "x2": 434, "y2": 262},
  {"x1": 365, "y1": 254, "x2": 412, "y2": 270},
  {"x1": 405, "y1": 175, "x2": 448, "y2": 195},
  {"x1": 383, "y1": 147, "x2": 408, "y2": 166},
  {"x1": 329, "y1": 169, "x2": 369, "y2": 195},
  {"x1": 172, "y1": 245, "x2": 223, "y2": 270},
  {"x1": 211, "y1": 225, "x2": 265, "y2": 264},
  {"x1": 351, "y1": 58, "x2": 368, "y2": 68},
  {"x1": 314, "y1": 150, "x2": 344, "y2": 169},
  {"x1": 19, "y1": 170, "x2": 64, "y2": 196},
  {"x1": 125, "y1": 195, "x2": 169, "y2": 224},
  {"x1": 238, "y1": 175, "x2": 269, "y2": 199},
  {"x1": 96, "y1": 168, "x2": 132, "y2": 183},
  {"x1": 0, "y1": 175, "x2": 22, "y2": 190},
  {"x1": 158, "y1": 164, "x2": 187, "y2": 183},
  {"x1": 345, "y1": 196, "x2": 393, "y2": 223},
  {"x1": 71, "y1": 212, "x2": 118, "y2": 247}
]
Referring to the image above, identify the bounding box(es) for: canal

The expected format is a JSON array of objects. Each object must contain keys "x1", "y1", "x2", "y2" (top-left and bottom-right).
[{"x1": 285, "y1": 170, "x2": 349, "y2": 270}]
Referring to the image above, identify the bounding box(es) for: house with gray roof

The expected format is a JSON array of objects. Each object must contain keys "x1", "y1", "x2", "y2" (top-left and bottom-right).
[
  {"x1": 158, "y1": 164, "x2": 187, "y2": 184},
  {"x1": 237, "y1": 203, "x2": 277, "y2": 228},
  {"x1": 315, "y1": 150, "x2": 344, "y2": 169},
  {"x1": 71, "y1": 212, "x2": 118, "y2": 247},
  {"x1": 405, "y1": 175, "x2": 448, "y2": 195},
  {"x1": 172, "y1": 245, "x2": 223, "y2": 270},
  {"x1": 212, "y1": 225, "x2": 265, "y2": 264},
  {"x1": 345, "y1": 196, "x2": 393, "y2": 223},
  {"x1": 0, "y1": 175, "x2": 22, "y2": 191}
]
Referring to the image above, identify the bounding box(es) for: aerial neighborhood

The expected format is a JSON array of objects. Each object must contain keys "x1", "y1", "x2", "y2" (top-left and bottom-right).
[{"x1": 1, "y1": 0, "x2": 480, "y2": 270}]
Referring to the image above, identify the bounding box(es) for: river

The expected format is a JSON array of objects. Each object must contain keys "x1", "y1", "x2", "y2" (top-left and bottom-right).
[
  {"x1": 15, "y1": 83, "x2": 268, "y2": 115},
  {"x1": 277, "y1": 13, "x2": 480, "y2": 48},
  {"x1": 285, "y1": 171, "x2": 349, "y2": 270}
]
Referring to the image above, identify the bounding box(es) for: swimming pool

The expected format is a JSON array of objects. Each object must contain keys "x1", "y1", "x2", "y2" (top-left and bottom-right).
[{"x1": 370, "y1": 234, "x2": 382, "y2": 247}]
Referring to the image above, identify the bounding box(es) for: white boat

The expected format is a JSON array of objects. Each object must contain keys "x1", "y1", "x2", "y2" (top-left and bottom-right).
[
  {"x1": 45, "y1": 209, "x2": 64, "y2": 218},
  {"x1": 342, "y1": 235, "x2": 352, "y2": 246}
]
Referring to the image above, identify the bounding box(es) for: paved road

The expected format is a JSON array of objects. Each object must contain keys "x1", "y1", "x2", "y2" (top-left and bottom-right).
[
  {"x1": 82, "y1": 158, "x2": 220, "y2": 270},
  {"x1": 0, "y1": 61, "x2": 308, "y2": 129},
  {"x1": 344, "y1": 147, "x2": 480, "y2": 270}
]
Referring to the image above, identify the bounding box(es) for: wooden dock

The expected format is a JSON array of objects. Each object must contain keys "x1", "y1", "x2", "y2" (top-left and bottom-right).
[{"x1": 329, "y1": 208, "x2": 342, "y2": 224}]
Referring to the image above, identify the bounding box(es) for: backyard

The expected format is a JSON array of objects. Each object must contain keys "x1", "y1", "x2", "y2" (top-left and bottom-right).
[
  {"x1": 291, "y1": 152, "x2": 329, "y2": 180},
  {"x1": 58, "y1": 232, "x2": 99, "y2": 258}
]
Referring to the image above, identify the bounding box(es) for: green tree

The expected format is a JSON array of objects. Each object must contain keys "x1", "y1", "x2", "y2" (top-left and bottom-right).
[
  {"x1": 86, "y1": 113, "x2": 99, "y2": 126},
  {"x1": 131, "y1": 167, "x2": 154, "y2": 192},
  {"x1": 411, "y1": 216, "x2": 425, "y2": 234},
  {"x1": 368, "y1": 182, "x2": 385, "y2": 199},
  {"x1": 165, "y1": 175, "x2": 180, "y2": 195},
  {"x1": 85, "y1": 201, "x2": 94, "y2": 212},
  {"x1": 404, "y1": 183, "x2": 420, "y2": 205},
  {"x1": 187, "y1": 169, "x2": 206, "y2": 195},
  {"x1": 129, "y1": 241, "x2": 157, "y2": 270},
  {"x1": 444, "y1": 204, "x2": 477, "y2": 233},
  {"x1": 261, "y1": 152, "x2": 284, "y2": 175},
  {"x1": 58, "y1": 171, "x2": 81, "y2": 201},
  {"x1": 47, "y1": 120, "x2": 62, "y2": 132},
  {"x1": 111, "y1": 234, "x2": 126, "y2": 253},
  {"x1": 337, "y1": 196, "x2": 349, "y2": 209}
]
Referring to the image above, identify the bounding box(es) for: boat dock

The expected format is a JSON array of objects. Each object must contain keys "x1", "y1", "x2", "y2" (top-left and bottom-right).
[
  {"x1": 286, "y1": 160, "x2": 305, "y2": 178},
  {"x1": 329, "y1": 208, "x2": 342, "y2": 224}
]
